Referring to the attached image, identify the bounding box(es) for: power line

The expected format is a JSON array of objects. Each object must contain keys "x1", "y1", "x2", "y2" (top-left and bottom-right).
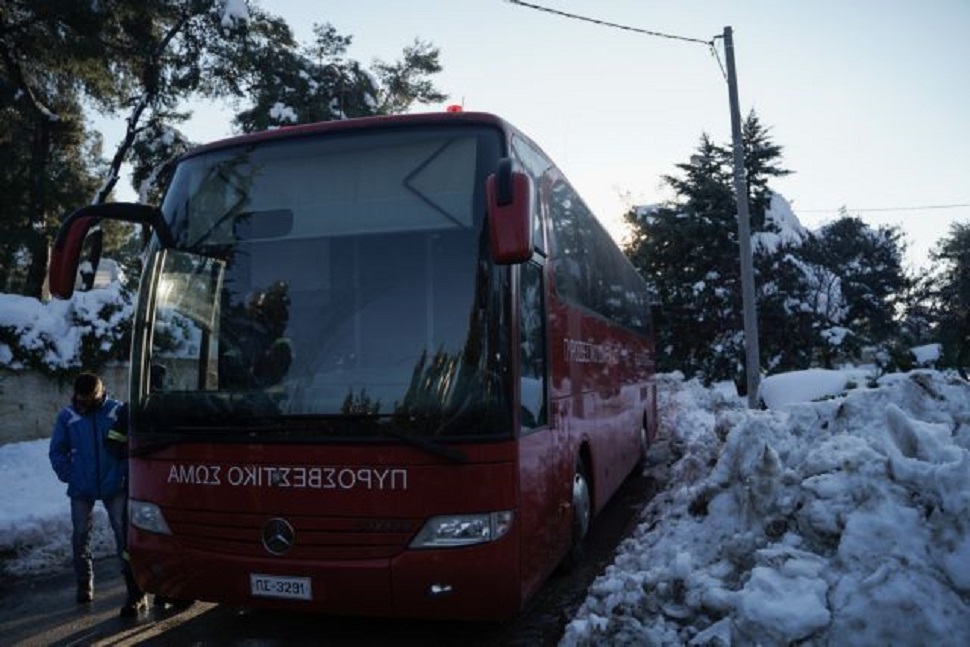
[
  {"x1": 506, "y1": 0, "x2": 713, "y2": 46},
  {"x1": 799, "y1": 203, "x2": 970, "y2": 214},
  {"x1": 506, "y1": 0, "x2": 726, "y2": 81}
]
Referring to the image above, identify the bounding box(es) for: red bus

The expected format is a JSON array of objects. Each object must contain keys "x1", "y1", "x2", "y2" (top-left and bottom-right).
[{"x1": 48, "y1": 111, "x2": 657, "y2": 621}]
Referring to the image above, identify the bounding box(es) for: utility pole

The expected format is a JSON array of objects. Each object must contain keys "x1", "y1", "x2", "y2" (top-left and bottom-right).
[
  {"x1": 723, "y1": 26, "x2": 761, "y2": 408},
  {"x1": 505, "y1": 3, "x2": 763, "y2": 406}
]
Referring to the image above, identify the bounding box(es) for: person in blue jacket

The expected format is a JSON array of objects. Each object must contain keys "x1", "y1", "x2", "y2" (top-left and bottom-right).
[{"x1": 49, "y1": 372, "x2": 148, "y2": 617}]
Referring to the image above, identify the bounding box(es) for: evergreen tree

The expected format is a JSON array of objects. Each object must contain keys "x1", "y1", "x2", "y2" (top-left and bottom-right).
[
  {"x1": 928, "y1": 222, "x2": 970, "y2": 376},
  {"x1": 803, "y1": 212, "x2": 908, "y2": 361},
  {"x1": 740, "y1": 112, "x2": 791, "y2": 228},
  {"x1": 372, "y1": 39, "x2": 448, "y2": 114},
  {"x1": 1, "y1": 2, "x2": 446, "y2": 297},
  {"x1": 231, "y1": 24, "x2": 446, "y2": 132},
  {"x1": 624, "y1": 110, "x2": 920, "y2": 384},
  {"x1": 740, "y1": 116, "x2": 817, "y2": 375},
  {"x1": 228, "y1": 21, "x2": 368, "y2": 131},
  {"x1": 0, "y1": 0, "x2": 120, "y2": 296},
  {"x1": 625, "y1": 113, "x2": 794, "y2": 386},
  {"x1": 625, "y1": 135, "x2": 740, "y2": 382},
  {"x1": 0, "y1": 0, "x2": 241, "y2": 295},
  {"x1": 756, "y1": 232, "x2": 845, "y2": 372}
]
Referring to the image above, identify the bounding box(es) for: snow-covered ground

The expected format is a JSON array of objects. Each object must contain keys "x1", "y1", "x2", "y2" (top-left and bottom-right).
[
  {"x1": 2, "y1": 368, "x2": 968, "y2": 645},
  {"x1": 563, "y1": 368, "x2": 970, "y2": 646}
]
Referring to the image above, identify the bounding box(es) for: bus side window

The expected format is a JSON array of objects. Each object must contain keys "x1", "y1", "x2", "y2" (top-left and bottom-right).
[
  {"x1": 510, "y1": 135, "x2": 550, "y2": 256},
  {"x1": 519, "y1": 261, "x2": 547, "y2": 429}
]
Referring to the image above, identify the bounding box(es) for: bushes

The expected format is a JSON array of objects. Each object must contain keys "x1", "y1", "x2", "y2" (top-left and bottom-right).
[{"x1": 0, "y1": 282, "x2": 133, "y2": 377}]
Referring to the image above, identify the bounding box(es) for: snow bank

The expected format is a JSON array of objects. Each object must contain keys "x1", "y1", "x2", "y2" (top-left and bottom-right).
[
  {"x1": 562, "y1": 369, "x2": 970, "y2": 646},
  {"x1": 758, "y1": 368, "x2": 848, "y2": 408}
]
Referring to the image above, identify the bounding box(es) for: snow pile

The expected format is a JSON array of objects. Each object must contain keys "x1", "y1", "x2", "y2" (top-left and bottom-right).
[
  {"x1": 0, "y1": 282, "x2": 133, "y2": 371},
  {"x1": 752, "y1": 192, "x2": 810, "y2": 254},
  {"x1": 563, "y1": 369, "x2": 970, "y2": 646},
  {"x1": 758, "y1": 368, "x2": 849, "y2": 409},
  {"x1": 0, "y1": 441, "x2": 117, "y2": 579}
]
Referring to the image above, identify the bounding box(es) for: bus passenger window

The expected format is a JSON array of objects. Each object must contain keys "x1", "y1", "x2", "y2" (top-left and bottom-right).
[{"x1": 519, "y1": 262, "x2": 547, "y2": 429}]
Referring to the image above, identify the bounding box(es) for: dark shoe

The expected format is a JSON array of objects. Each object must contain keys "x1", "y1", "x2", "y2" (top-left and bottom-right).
[
  {"x1": 76, "y1": 588, "x2": 93, "y2": 604},
  {"x1": 119, "y1": 593, "x2": 149, "y2": 617}
]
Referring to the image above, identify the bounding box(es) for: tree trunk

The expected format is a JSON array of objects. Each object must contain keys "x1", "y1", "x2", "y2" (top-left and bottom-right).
[
  {"x1": 22, "y1": 230, "x2": 49, "y2": 299},
  {"x1": 23, "y1": 117, "x2": 53, "y2": 299}
]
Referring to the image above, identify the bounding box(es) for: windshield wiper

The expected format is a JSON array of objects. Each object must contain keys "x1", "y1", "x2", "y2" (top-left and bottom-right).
[
  {"x1": 186, "y1": 195, "x2": 249, "y2": 250},
  {"x1": 183, "y1": 155, "x2": 255, "y2": 249},
  {"x1": 374, "y1": 424, "x2": 467, "y2": 463},
  {"x1": 130, "y1": 430, "x2": 234, "y2": 458},
  {"x1": 130, "y1": 416, "x2": 298, "y2": 457},
  {"x1": 132, "y1": 416, "x2": 467, "y2": 463},
  {"x1": 280, "y1": 413, "x2": 468, "y2": 463}
]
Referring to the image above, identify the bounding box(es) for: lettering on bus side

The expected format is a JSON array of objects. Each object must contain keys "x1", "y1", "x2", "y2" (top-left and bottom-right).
[
  {"x1": 563, "y1": 339, "x2": 619, "y2": 365},
  {"x1": 165, "y1": 464, "x2": 408, "y2": 491},
  {"x1": 563, "y1": 339, "x2": 652, "y2": 370},
  {"x1": 633, "y1": 351, "x2": 652, "y2": 368}
]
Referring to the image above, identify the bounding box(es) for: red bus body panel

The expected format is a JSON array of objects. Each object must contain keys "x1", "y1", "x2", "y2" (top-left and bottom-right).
[
  {"x1": 549, "y1": 298, "x2": 656, "y2": 512},
  {"x1": 130, "y1": 442, "x2": 524, "y2": 620}
]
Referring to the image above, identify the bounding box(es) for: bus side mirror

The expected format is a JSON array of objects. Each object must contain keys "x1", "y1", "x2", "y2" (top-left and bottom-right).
[
  {"x1": 49, "y1": 215, "x2": 101, "y2": 300},
  {"x1": 49, "y1": 202, "x2": 170, "y2": 299},
  {"x1": 486, "y1": 159, "x2": 533, "y2": 265}
]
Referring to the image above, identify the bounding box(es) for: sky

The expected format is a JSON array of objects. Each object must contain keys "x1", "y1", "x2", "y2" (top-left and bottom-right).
[
  {"x1": 3, "y1": 356, "x2": 968, "y2": 644},
  {"x1": 101, "y1": 0, "x2": 970, "y2": 269}
]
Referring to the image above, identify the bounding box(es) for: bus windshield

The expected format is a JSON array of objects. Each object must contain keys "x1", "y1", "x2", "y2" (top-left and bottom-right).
[{"x1": 139, "y1": 125, "x2": 511, "y2": 440}]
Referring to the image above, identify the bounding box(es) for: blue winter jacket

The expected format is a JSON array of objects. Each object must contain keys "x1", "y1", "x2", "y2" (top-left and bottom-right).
[{"x1": 49, "y1": 397, "x2": 129, "y2": 501}]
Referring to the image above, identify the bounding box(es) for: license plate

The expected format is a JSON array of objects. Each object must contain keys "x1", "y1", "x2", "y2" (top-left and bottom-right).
[{"x1": 250, "y1": 574, "x2": 312, "y2": 601}]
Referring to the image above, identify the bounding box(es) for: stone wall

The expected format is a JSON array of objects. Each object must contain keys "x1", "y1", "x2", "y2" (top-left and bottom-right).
[{"x1": 0, "y1": 364, "x2": 130, "y2": 445}]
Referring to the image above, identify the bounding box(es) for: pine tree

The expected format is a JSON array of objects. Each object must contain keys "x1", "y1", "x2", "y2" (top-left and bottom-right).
[
  {"x1": 740, "y1": 112, "x2": 791, "y2": 228},
  {"x1": 625, "y1": 113, "x2": 795, "y2": 385},
  {"x1": 372, "y1": 39, "x2": 448, "y2": 114},
  {"x1": 740, "y1": 115, "x2": 818, "y2": 374},
  {"x1": 928, "y1": 222, "x2": 970, "y2": 376},
  {"x1": 802, "y1": 212, "x2": 908, "y2": 362},
  {"x1": 0, "y1": 0, "x2": 119, "y2": 296},
  {"x1": 625, "y1": 134, "x2": 740, "y2": 382},
  {"x1": 756, "y1": 233, "x2": 845, "y2": 372},
  {"x1": 1, "y1": 2, "x2": 447, "y2": 297},
  {"x1": 230, "y1": 23, "x2": 446, "y2": 132}
]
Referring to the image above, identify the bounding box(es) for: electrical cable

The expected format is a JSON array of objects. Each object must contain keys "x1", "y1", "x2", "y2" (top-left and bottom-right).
[
  {"x1": 506, "y1": 0, "x2": 714, "y2": 46},
  {"x1": 799, "y1": 203, "x2": 970, "y2": 214}
]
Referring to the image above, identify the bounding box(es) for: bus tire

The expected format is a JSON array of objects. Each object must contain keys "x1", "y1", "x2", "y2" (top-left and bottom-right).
[
  {"x1": 634, "y1": 418, "x2": 650, "y2": 472},
  {"x1": 561, "y1": 459, "x2": 592, "y2": 572}
]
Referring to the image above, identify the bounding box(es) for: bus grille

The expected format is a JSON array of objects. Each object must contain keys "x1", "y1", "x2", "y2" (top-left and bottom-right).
[{"x1": 162, "y1": 507, "x2": 420, "y2": 560}]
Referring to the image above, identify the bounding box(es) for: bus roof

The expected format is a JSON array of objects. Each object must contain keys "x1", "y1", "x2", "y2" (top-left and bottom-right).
[{"x1": 182, "y1": 111, "x2": 516, "y2": 160}]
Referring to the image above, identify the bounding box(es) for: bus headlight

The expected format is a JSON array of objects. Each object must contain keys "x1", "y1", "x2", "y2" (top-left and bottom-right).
[
  {"x1": 130, "y1": 499, "x2": 172, "y2": 535},
  {"x1": 409, "y1": 511, "x2": 514, "y2": 548}
]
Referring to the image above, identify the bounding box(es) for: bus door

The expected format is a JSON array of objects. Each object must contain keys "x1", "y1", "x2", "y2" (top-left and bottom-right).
[{"x1": 517, "y1": 259, "x2": 565, "y2": 593}]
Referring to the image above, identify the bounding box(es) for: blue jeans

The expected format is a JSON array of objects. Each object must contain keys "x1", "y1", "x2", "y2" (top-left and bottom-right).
[{"x1": 71, "y1": 490, "x2": 129, "y2": 591}]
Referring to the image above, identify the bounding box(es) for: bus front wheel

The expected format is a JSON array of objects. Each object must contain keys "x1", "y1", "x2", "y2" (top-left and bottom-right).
[{"x1": 635, "y1": 420, "x2": 650, "y2": 471}]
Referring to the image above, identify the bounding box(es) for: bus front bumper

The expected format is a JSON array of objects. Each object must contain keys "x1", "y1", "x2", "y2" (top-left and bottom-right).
[{"x1": 130, "y1": 529, "x2": 522, "y2": 621}]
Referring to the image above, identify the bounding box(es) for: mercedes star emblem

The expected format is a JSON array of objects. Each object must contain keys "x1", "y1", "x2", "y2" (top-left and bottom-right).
[{"x1": 261, "y1": 517, "x2": 295, "y2": 556}]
